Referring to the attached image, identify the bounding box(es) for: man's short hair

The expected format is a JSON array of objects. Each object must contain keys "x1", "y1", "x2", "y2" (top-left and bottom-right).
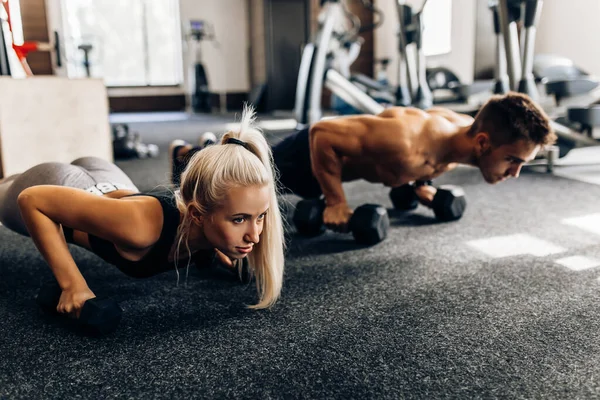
[{"x1": 470, "y1": 92, "x2": 557, "y2": 146}]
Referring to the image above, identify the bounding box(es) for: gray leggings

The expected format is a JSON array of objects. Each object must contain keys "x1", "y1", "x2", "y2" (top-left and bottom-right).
[{"x1": 0, "y1": 157, "x2": 138, "y2": 236}]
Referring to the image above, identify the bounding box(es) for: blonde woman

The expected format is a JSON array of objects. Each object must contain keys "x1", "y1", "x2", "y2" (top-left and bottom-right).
[{"x1": 0, "y1": 106, "x2": 284, "y2": 317}]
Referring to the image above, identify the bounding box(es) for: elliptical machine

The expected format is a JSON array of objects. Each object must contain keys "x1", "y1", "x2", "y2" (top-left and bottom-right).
[
  {"x1": 331, "y1": 0, "x2": 417, "y2": 109},
  {"x1": 426, "y1": 0, "x2": 510, "y2": 107},
  {"x1": 0, "y1": 2, "x2": 11, "y2": 76},
  {"x1": 397, "y1": 0, "x2": 513, "y2": 112},
  {"x1": 497, "y1": 0, "x2": 600, "y2": 162},
  {"x1": 294, "y1": 0, "x2": 386, "y2": 128},
  {"x1": 395, "y1": 0, "x2": 432, "y2": 109},
  {"x1": 186, "y1": 20, "x2": 214, "y2": 113}
]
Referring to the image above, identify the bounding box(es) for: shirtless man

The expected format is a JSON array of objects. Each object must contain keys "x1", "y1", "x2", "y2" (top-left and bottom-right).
[{"x1": 171, "y1": 92, "x2": 556, "y2": 232}]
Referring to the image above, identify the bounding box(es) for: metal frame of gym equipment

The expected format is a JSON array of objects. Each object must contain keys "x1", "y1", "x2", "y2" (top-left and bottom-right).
[
  {"x1": 1, "y1": 0, "x2": 60, "y2": 77},
  {"x1": 399, "y1": 0, "x2": 510, "y2": 112},
  {"x1": 293, "y1": 0, "x2": 510, "y2": 129},
  {"x1": 498, "y1": 0, "x2": 600, "y2": 172},
  {"x1": 339, "y1": 0, "x2": 434, "y2": 109},
  {"x1": 0, "y1": 3, "x2": 10, "y2": 76},
  {"x1": 394, "y1": 0, "x2": 433, "y2": 109},
  {"x1": 346, "y1": 0, "x2": 428, "y2": 109},
  {"x1": 344, "y1": 0, "x2": 507, "y2": 113},
  {"x1": 294, "y1": 0, "x2": 384, "y2": 129},
  {"x1": 186, "y1": 19, "x2": 215, "y2": 113}
]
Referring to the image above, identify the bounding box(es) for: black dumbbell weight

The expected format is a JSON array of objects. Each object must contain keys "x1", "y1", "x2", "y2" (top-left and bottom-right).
[
  {"x1": 194, "y1": 249, "x2": 253, "y2": 284},
  {"x1": 348, "y1": 203, "x2": 390, "y2": 245},
  {"x1": 292, "y1": 198, "x2": 327, "y2": 237},
  {"x1": 112, "y1": 135, "x2": 138, "y2": 159},
  {"x1": 36, "y1": 282, "x2": 123, "y2": 336},
  {"x1": 389, "y1": 184, "x2": 419, "y2": 210},
  {"x1": 431, "y1": 185, "x2": 467, "y2": 221},
  {"x1": 293, "y1": 199, "x2": 389, "y2": 245},
  {"x1": 390, "y1": 183, "x2": 466, "y2": 221}
]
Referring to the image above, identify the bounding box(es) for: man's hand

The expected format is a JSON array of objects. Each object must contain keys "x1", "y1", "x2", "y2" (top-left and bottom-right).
[
  {"x1": 323, "y1": 203, "x2": 353, "y2": 233},
  {"x1": 414, "y1": 185, "x2": 436, "y2": 208},
  {"x1": 58, "y1": 285, "x2": 96, "y2": 319}
]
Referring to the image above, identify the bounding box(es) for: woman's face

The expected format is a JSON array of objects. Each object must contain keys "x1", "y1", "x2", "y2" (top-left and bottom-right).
[{"x1": 202, "y1": 184, "x2": 270, "y2": 260}]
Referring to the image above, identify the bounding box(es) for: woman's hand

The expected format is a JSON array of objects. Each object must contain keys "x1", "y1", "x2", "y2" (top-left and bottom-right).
[
  {"x1": 215, "y1": 249, "x2": 234, "y2": 269},
  {"x1": 57, "y1": 285, "x2": 96, "y2": 318}
]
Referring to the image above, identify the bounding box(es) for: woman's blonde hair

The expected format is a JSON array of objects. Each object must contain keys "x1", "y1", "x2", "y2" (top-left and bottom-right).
[{"x1": 174, "y1": 104, "x2": 284, "y2": 309}]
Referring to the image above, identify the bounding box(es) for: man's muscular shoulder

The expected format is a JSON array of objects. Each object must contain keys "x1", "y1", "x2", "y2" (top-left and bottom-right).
[
  {"x1": 377, "y1": 106, "x2": 426, "y2": 119},
  {"x1": 426, "y1": 107, "x2": 474, "y2": 127},
  {"x1": 309, "y1": 112, "x2": 414, "y2": 157}
]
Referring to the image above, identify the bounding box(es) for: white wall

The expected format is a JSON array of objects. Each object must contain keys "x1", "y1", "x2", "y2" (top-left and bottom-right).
[
  {"x1": 374, "y1": 0, "x2": 477, "y2": 86},
  {"x1": 179, "y1": 0, "x2": 250, "y2": 94},
  {"x1": 536, "y1": 0, "x2": 600, "y2": 77}
]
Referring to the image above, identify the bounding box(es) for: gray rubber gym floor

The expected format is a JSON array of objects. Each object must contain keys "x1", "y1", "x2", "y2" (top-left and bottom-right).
[{"x1": 3, "y1": 113, "x2": 600, "y2": 399}]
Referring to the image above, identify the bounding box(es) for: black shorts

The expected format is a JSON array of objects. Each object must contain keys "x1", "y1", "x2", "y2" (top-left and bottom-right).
[{"x1": 272, "y1": 128, "x2": 322, "y2": 199}]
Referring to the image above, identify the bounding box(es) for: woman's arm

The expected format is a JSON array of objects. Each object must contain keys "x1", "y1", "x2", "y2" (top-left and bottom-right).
[
  {"x1": 18, "y1": 191, "x2": 85, "y2": 292},
  {"x1": 17, "y1": 185, "x2": 163, "y2": 313}
]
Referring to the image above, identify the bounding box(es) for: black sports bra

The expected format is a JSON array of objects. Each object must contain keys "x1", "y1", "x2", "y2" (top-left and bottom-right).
[{"x1": 64, "y1": 191, "x2": 182, "y2": 278}]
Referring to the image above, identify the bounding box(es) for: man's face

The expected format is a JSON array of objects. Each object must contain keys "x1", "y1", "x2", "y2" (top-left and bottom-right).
[{"x1": 476, "y1": 135, "x2": 541, "y2": 184}]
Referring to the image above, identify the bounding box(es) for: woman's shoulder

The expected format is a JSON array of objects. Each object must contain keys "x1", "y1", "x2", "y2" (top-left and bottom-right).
[{"x1": 121, "y1": 190, "x2": 181, "y2": 228}]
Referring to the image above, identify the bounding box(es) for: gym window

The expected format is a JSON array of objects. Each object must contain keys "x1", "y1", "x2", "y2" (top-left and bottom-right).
[
  {"x1": 60, "y1": 0, "x2": 183, "y2": 87},
  {"x1": 422, "y1": 0, "x2": 452, "y2": 57}
]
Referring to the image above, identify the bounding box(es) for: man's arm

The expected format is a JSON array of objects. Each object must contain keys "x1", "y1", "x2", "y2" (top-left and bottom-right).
[
  {"x1": 309, "y1": 128, "x2": 345, "y2": 206},
  {"x1": 308, "y1": 119, "x2": 368, "y2": 206},
  {"x1": 309, "y1": 117, "x2": 380, "y2": 232}
]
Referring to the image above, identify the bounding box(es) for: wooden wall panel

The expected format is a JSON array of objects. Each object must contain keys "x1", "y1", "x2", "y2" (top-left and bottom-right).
[
  {"x1": 347, "y1": 0, "x2": 374, "y2": 78},
  {"x1": 309, "y1": 0, "x2": 374, "y2": 109},
  {"x1": 109, "y1": 95, "x2": 186, "y2": 113},
  {"x1": 25, "y1": 52, "x2": 52, "y2": 74},
  {"x1": 20, "y1": 0, "x2": 53, "y2": 74}
]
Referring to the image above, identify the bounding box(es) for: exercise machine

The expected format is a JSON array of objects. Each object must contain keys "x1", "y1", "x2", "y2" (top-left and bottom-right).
[
  {"x1": 426, "y1": 0, "x2": 510, "y2": 107},
  {"x1": 186, "y1": 19, "x2": 214, "y2": 113},
  {"x1": 398, "y1": 0, "x2": 512, "y2": 112},
  {"x1": 497, "y1": 0, "x2": 600, "y2": 170},
  {"x1": 294, "y1": 0, "x2": 385, "y2": 128},
  {"x1": 0, "y1": 2, "x2": 10, "y2": 75},
  {"x1": 346, "y1": 0, "x2": 431, "y2": 109}
]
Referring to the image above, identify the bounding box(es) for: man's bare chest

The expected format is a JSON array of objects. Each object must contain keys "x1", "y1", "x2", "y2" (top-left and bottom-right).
[{"x1": 342, "y1": 155, "x2": 451, "y2": 187}]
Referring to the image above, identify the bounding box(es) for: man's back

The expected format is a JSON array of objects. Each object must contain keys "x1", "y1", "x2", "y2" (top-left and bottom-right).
[{"x1": 309, "y1": 107, "x2": 473, "y2": 186}]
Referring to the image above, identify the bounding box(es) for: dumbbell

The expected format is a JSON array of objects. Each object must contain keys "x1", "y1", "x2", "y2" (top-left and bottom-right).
[
  {"x1": 388, "y1": 184, "x2": 419, "y2": 211},
  {"x1": 112, "y1": 135, "x2": 138, "y2": 159},
  {"x1": 36, "y1": 282, "x2": 123, "y2": 336},
  {"x1": 199, "y1": 132, "x2": 217, "y2": 148},
  {"x1": 293, "y1": 199, "x2": 389, "y2": 245},
  {"x1": 112, "y1": 130, "x2": 159, "y2": 159},
  {"x1": 194, "y1": 249, "x2": 252, "y2": 284},
  {"x1": 134, "y1": 141, "x2": 160, "y2": 158},
  {"x1": 112, "y1": 123, "x2": 130, "y2": 140},
  {"x1": 130, "y1": 132, "x2": 159, "y2": 158},
  {"x1": 390, "y1": 183, "x2": 466, "y2": 221}
]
